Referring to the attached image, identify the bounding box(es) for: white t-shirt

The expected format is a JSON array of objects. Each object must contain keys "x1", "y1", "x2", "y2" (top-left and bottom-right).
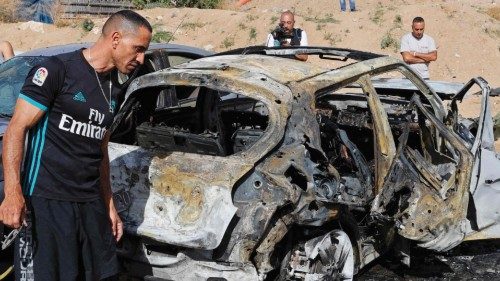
[
  {"x1": 400, "y1": 33, "x2": 436, "y2": 79},
  {"x1": 266, "y1": 29, "x2": 308, "y2": 47}
]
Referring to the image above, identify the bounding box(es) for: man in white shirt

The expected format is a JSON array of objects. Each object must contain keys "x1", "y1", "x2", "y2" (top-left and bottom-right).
[
  {"x1": 400, "y1": 17, "x2": 437, "y2": 79},
  {"x1": 266, "y1": 11, "x2": 308, "y2": 61}
]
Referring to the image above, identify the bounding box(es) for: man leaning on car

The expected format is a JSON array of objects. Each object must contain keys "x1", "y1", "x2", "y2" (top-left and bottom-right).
[{"x1": 0, "y1": 10, "x2": 151, "y2": 280}]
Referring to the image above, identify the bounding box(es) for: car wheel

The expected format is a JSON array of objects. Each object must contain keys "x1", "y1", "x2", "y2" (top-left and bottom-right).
[{"x1": 277, "y1": 230, "x2": 354, "y2": 280}]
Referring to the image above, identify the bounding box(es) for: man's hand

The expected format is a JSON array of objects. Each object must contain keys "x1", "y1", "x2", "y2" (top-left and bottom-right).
[
  {"x1": 108, "y1": 204, "x2": 123, "y2": 242},
  {"x1": 401, "y1": 50, "x2": 437, "y2": 64},
  {"x1": 280, "y1": 40, "x2": 291, "y2": 47},
  {"x1": 99, "y1": 132, "x2": 123, "y2": 242},
  {"x1": 2, "y1": 100, "x2": 45, "y2": 229},
  {"x1": 401, "y1": 51, "x2": 426, "y2": 64},
  {"x1": 0, "y1": 187, "x2": 26, "y2": 228},
  {"x1": 295, "y1": 53, "x2": 308, "y2": 61},
  {"x1": 414, "y1": 50, "x2": 437, "y2": 62}
]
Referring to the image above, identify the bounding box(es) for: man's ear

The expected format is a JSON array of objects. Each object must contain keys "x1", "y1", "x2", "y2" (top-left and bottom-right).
[{"x1": 111, "y1": 31, "x2": 121, "y2": 49}]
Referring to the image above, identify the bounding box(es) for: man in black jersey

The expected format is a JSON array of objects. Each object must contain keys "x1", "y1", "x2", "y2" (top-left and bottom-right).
[{"x1": 0, "y1": 10, "x2": 151, "y2": 280}]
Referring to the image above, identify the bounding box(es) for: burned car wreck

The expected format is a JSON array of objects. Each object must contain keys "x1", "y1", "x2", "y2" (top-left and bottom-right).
[{"x1": 105, "y1": 47, "x2": 500, "y2": 280}]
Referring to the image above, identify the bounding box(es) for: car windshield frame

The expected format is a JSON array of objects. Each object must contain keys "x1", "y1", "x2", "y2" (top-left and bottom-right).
[{"x1": 0, "y1": 56, "x2": 47, "y2": 117}]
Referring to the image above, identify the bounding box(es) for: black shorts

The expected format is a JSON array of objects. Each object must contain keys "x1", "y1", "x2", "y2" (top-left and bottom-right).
[{"x1": 14, "y1": 196, "x2": 119, "y2": 281}]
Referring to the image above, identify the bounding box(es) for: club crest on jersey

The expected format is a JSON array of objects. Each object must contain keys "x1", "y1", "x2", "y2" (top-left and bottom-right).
[{"x1": 32, "y1": 67, "x2": 48, "y2": 86}]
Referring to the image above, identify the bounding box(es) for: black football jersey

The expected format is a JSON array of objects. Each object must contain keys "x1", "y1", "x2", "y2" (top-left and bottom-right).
[{"x1": 20, "y1": 49, "x2": 122, "y2": 201}]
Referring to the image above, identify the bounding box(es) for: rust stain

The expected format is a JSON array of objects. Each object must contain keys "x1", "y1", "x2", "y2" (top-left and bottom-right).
[
  {"x1": 150, "y1": 165, "x2": 205, "y2": 224},
  {"x1": 149, "y1": 155, "x2": 253, "y2": 224}
]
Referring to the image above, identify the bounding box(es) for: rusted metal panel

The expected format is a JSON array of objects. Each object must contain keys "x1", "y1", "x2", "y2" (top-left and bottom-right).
[
  {"x1": 457, "y1": 78, "x2": 500, "y2": 241},
  {"x1": 109, "y1": 144, "x2": 246, "y2": 250},
  {"x1": 307, "y1": 56, "x2": 446, "y2": 121},
  {"x1": 358, "y1": 75, "x2": 396, "y2": 195},
  {"x1": 371, "y1": 95, "x2": 473, "y2": 251}
]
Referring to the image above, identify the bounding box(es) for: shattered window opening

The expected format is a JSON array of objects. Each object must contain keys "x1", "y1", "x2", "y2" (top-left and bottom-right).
[
  {"x1": 112, "y1": 85, "x2": 269, "y2": 157},
  {"x1": 316, "y1": 81, "x2": 375, "y2": 207}
]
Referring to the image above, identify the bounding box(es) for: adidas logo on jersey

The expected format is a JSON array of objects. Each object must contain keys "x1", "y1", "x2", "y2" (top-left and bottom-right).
[{"x1": 73, "y1": 91, "x2": 86, "y2": 102}]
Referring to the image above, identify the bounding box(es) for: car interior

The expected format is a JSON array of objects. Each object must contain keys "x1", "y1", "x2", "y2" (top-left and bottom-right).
[
  {"x1": 111, "y1": 85, "x2": 269, "y2": 157},
  {"x1": 315, "y1": 71, "x2": 461, "y2": 206}
]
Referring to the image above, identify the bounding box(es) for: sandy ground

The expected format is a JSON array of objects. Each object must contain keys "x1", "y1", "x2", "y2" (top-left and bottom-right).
[{"x1": 0, "y1": 0, "x2": 499, "y2": 150}]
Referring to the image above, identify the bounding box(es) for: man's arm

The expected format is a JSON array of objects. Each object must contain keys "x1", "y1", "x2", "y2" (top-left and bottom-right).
[
  {"x1": 401, "y1": 51, "x2": 427, "y2": 64},
  {"x1": 99, "y1": 132, "x2": 123, "y2": 242},
  {"x1": 295, "y1": 54, "x2": 308, "y2": 61},
  {"x1": 0, "y1": 41, "x2": 14, "y2": 60},
  {"x1": 400, "y1": 35, "x2": 425, "y2": 64},
  {"x1": 0, "y1": 99, "x2": 45, "y2": 228},
  {"x1": 415, "y1": 50, "x2": 437, "y2": 62}
]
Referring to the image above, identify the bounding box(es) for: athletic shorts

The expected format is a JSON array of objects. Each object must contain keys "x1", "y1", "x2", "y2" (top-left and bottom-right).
[{"x1": 14, "y1": 196, "x2": 119, "y2": 281}]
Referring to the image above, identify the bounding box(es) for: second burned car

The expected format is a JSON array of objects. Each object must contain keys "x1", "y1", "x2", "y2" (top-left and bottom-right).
[{"x1": 106, "y1": 47, "x2": 500, "y2": 280}]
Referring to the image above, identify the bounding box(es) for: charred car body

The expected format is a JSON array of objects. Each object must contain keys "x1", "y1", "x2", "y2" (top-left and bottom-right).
[{"x1": 106, "y1": 47, "x2": 500, "y2": 280}]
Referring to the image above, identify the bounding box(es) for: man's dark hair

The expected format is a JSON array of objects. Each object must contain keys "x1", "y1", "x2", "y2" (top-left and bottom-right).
[
  {"x1": 412, "y1": 16, "x2": 425, "y2": 24},
  {"x1": 102, "y1": 10, "x2": 152, "y2": 36}
]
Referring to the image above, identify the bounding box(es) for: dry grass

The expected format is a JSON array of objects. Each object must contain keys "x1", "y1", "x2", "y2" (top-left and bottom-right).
[
  {"x1": 0, "y1": 0, "x2": 19, "y2": 22},
  {"x1": 486, "y1": 6, "x2": 500, "y2": 21}
]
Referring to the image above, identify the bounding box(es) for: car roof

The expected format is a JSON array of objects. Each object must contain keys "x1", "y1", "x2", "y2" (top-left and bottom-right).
[
  {"x1": 213, "y1": 45, "x2": 384, "y2": 61},
  {"x1": 213, "y1": 46, "x2": 465, "y2": 98},
  {"x1": 177, "y1": 54, "x2": 331, "y2": 84},
  {"x1": 18, "y1": 42, "x2": 212, "y2": 57}
]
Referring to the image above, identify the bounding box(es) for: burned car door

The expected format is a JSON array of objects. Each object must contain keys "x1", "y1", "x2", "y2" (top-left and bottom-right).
[
  {"x1": 314, "y1": 58, "x2": 474, "y2": 253},
  {"x1": 327, "y1": 63, "x2": 477, "y2": 252},
  {"x1": 448, "y1": 78, "x2": 500, "y2": 241},
  {"x1": 371, "y1": 93, "x2": 474, "y2": 251},
  {"x1": 312, "y1": 58, "x2": 460, "y2": 269},
  {"x1": 107, "y1": 68, "x2": 291, "y2": 252}
]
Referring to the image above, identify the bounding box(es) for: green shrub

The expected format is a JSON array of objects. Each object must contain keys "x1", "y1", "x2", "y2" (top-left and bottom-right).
[
  {"x1": 305, "y1": 14, "x2": 339, "y2": 24},
  {"x1": 133, "y1": 0, "x2": 221, "y2": 9},
  {"x1": 238, "y1": 22, "x2": 247, "y2": 30},
  {"x1": 380, "y1": 33, "x2": 400, "y2": 52},
  {"x1": 370, "y1": 4, "x2": 384, "y2": 25},
  {"x1": 172, "y1": 0, "x2": 221, "y2": 9},
  {"x1": 82, "y1": 18, "x2": 95, "y2": 32},
  {"x1": 249, "y1": 27, "x2": 257, "y2": 41},
  {"x1": 152, "y1": 31, "x2": 174, "y2": 43},
  {"x1": 394, "y1": 14, "x2": 402, "y2": 28},
  {"x1": 181, "y1": 21, "x2": 204, "y2": 30},
  {"x1": 220, "y1": 36, "x2": 235, "y2": 49},
  {"x1": 323, "y1": 32, "x2": 340, "y2": 45},
  {"x1": 132, "y1": 0, "x2": 147, "y2": 9},
  {"x1": 246, "y1": 14, "x2": 258, "y2": 21}
]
